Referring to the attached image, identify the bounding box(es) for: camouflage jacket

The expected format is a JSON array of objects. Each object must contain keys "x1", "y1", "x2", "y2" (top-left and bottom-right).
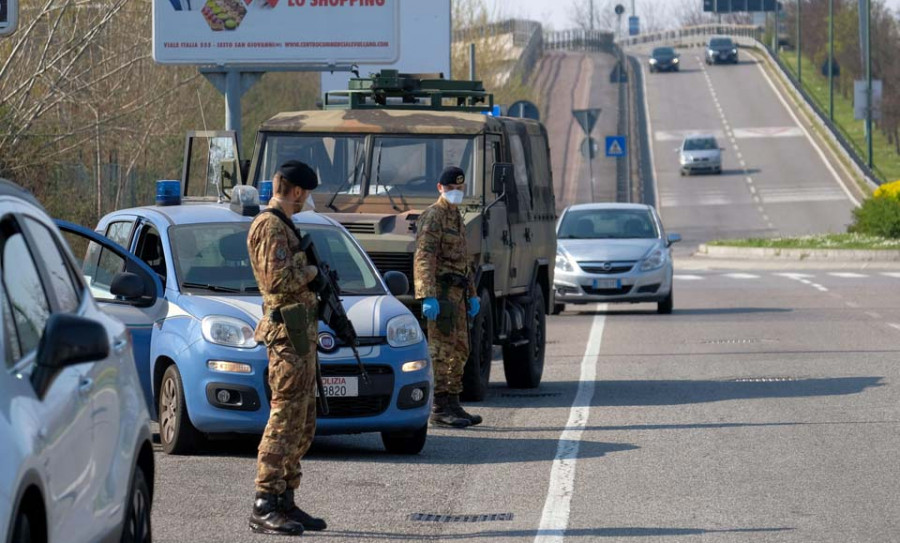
[
  {"x1": 247, "y1": 210, "x2": 317, "y2": 343},
  {"x1": 414, "y1": 197, "x2": 477, "y2": 300}
]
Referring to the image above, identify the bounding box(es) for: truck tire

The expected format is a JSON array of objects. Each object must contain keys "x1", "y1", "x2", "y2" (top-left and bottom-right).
[
  {"x1": 502, "y1": 284, "x2": 546, "y2": 389},
  {"x1": 461, "y1": 288, "x2": 493, "y2": 402}
]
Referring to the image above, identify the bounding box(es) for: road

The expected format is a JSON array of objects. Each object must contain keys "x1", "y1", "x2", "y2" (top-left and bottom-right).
[{"x1": 150, "y1": 48, "x2": 900, "y2": 542}]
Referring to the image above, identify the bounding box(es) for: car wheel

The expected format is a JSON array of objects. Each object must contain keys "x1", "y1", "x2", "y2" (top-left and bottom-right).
[
  {"x1": 502, "y1": 284, "x2": 546, "y2": 389},
  {"x1": 462, "y1": 288, "x2": 493, "y2": 402},
  {"x1": 552, "y1": 302, "x2": 565, "y2": 315},
  {"x1": 11, "y1": 510, "x2": 32, "y2": 543},
  {"x1": 381, "y1": 424, "x2": 427, "y2": 455},
  {"x1": 159, "y1": 365, "x2": 202, "y2": 455},
  {"x1": 680, "y1": 169, "x2": 686, "y2": 176},
  {"x1": 120, "y1": 466, "x2": 152, "y2": 543},
  {"x1": 658, "y1": 290, "x2": 674, "y2": 314}
]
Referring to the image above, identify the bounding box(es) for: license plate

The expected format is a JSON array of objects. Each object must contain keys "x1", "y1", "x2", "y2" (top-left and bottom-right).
[
  {"x1": 317, "y1": 376, "x2": 358, "y2": 397},
  {"x1": 592, "y1": 278, "x2": 621, "y2": 289}
]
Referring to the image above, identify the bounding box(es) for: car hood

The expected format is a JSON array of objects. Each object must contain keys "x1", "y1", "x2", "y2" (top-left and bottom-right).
[
  {"x1": 173, "y1": 293, "x2": 410, "y2": 337},
  {"x1": 682, "y1": 149, "x2": 721, "y2": 160},
  {"x1": 559, "y1": 238, "x2": 659, "y2": 262}
]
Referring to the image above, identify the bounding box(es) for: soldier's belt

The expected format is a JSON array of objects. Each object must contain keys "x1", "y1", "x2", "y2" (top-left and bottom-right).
[{"x1": 438, "y1": 273, "x2": 469, "y2": 288}]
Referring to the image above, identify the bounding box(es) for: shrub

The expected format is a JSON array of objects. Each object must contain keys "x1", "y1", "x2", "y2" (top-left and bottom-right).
[
  {"x1": 849, "y1": 195, "x2": 900, "y2": 238},
  {"x1": 873, "y1": 180, "x2": 900, "y2": 199}
]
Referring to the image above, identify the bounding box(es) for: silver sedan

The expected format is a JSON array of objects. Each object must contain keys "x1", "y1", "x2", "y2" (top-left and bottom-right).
[
  {"x1": 679, "y1": 134, "x2": 724, "y2": 175},
  {"x1": 553, "y1": 203, "x2": 681, "y2": 314}
]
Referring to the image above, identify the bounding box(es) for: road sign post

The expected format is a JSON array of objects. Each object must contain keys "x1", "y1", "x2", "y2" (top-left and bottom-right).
[
  {"x1": 605, "y1": 136, "x2": 627, "y2": 158},
  {"x1": 573, "y1": 108, "x2": 602, "y2": 202}
]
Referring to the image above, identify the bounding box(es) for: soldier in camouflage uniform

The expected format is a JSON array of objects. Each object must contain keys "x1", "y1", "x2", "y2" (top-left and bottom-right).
[
  {"x1": 415, "y1": 166, "x2": 483, "y2": 428},
  {"x1": 247, "y1": 160, "x2": 327, "y2": 536}
]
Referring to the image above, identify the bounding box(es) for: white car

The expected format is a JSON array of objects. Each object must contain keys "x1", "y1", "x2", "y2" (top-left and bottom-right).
[
  {"x1": 679, "y1": 134, "x2": 724, "y2": 176},
  {"x1": 0, "y1": 179, "x2": 155, "y2": 543},
  {"x1": 553, "y1": 203, "x2": 680, "y2": 314}
]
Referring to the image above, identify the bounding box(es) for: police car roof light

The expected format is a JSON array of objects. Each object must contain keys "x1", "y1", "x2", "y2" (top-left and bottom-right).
[
  {"x1": 230, "y1": 185, "x2": 260, "y2": 217},
  {"x1": 156, "y1": 180, "x2": 182, "y2": 206},
  {"x1": 259, "y1": 180, "x2": 273, "y2": 205}
]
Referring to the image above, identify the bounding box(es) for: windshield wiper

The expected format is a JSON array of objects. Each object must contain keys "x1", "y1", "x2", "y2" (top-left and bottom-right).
[
  {"x1": 327, "y1": 141, "x2": 365, "y2": 212},
  {"x1": 372, "y1": 141, "x2": 402, "y2": 212},
  {"x1": 181, "y1": 282, "x2": 241, "y2": 293}
]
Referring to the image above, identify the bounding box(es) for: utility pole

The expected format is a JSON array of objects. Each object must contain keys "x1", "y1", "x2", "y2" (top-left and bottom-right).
[
  {"x1": 828, "y1": 0, "x2": 834, "y2": 119},
  {"x1": 865, "y1": 0, "x2": 873, "y2": 168},
  {"x1": 797, "y1": 0, "x2": 802, "y2": 85},
  {"x1": 589, "y1": 0, "x2": 595, "y2": 31}
]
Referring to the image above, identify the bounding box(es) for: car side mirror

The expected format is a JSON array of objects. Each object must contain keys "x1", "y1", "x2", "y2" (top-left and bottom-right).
[
  {"x1": 31, "y1": 314, "x2": 110, "y2": 399},
  {"x1": 667, "y1": 233, "x2": 682, "y2": 245},
  {"x1": 110, "y1": 272, "x2": 146, "y2": 300},
  {"x1": 492, "y1": 163, "x2": 514, "y2": 194},
  {"x1": 384, "y1": 270, "x2": 409, "y2": 297}
]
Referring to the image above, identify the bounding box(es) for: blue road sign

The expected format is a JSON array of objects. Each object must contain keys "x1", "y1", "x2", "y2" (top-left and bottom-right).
[
  {"x1": 628, "y1": 16, "x2": 640, "y2": 36},
  {"x1": 605, "y1": 136, "x2": 626, "y2": 158},
  {"x1": 508, "y1": 100, "x2": 540, "y2": 121}
]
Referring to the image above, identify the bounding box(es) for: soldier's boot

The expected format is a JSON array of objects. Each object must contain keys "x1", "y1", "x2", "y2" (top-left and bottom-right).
[
  {"x1": 448, "y1": 394, "x2": 483, "y2": 426},
  {"x1": 430, "y1": 393, "x2": 471, "y2": 428},
  {"x1": 249, "y1": 492, "x2": 304, "y2": 536},
  {"x1": 279, "y1": 488, "x2": 328, "y2": 531}
]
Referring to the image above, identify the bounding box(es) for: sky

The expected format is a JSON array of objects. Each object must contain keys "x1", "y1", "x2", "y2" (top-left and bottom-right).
[{"x1": 483, "y1": 0, "x2": 900, "y2": 31}]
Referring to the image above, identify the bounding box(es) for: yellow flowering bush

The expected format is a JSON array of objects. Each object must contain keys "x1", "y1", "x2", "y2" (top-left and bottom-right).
[{"x1": 873, "y1": 180, "x2": 900, "y2": 199}]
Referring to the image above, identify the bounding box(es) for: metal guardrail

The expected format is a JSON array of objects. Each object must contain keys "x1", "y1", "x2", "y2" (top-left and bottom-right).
[
  {"x1": 544, "y1": 30, "x2": 615, "y2": 53},
  {"x1": 453, "y1": 19, "x2": 542, "y2": 47},
  {"x1": 617, "y1": 24, "x2": 762, "y2": 48},
  {"x1": 627, "y1": 54, "x2": 655, "y2": 207},
  {"x1": 510, "y1": 21, "x2": 544, "y2": 85}
]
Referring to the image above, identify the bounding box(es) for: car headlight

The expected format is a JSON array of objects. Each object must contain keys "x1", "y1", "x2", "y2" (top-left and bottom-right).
[
  {"x1": 556, "y1": 247, "x2": 575, "y2": 272},
  {"x1": 640, "y1": 248, "x2": 667, "y2": 271},
  {"x1": 732, "y1": 48, "x2": 738, "y2": 54},
  {"x1": 201, "y1": 316, "x2": 257, "y2": 349},
  {"x1": 673, "y1": 58, "x2": 679, "y2": 63},
  {"x1": 649, "y1": 58, "x2": 657, "y2": 64},
  {"x1": 386, "y1": 314, "x2": 423, "y2": 348}
]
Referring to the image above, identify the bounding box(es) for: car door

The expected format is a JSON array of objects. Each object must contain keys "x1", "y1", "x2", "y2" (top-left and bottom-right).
[
  {"x1": 505, "y1": 130, "x2": 534, "y2": 292},
  {"x1": 56, "y1": 220, "x2": 165, "y2": 414},
  {"x1": 0, "y1": 211, "x2": 96, "y2": 542}
]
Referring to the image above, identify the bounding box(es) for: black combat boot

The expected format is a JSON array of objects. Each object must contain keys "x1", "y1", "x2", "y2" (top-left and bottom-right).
[
  {"x1": 430, "y1": 393, "x2": 471, "y2": 428},
  {"x1": 448, "y1": 394, "x2": 483, "y2": 426},
  {"x1": 279, "y1": 488, "x2": 328, "y2": 531},
  {"x1": 249, "y1": 492, "x2": 304, "y2": 536}
]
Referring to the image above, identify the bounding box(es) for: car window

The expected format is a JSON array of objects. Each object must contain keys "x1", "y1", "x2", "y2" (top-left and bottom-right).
[
  {"x1": 135, "y1": 226, "x2": 167, "y2": 286},
  {"x1": 1, "y1": 225, "x2": 51, "y2": 359},
  {"x1": 368, "y1": 136, "x2": 476, "y2": 197},
  {"x1": 710, "y1": 38, "x2": 733, "y2": 47},
  {"x1": 558, "y1": 209, "x2": 659, "y2": 240},
  {"x1": 2, "y1": 285, "x2": 21, "y2": 367},
  {"x1": 684, "y1": 138, "x2": 718, "y2": 151},
  {"x1": 77, "y1": 240, "x2": 126, "y2": 302},
  {"x1": 105, "y1": 220, "x2": 135, "y2": 248},
  {"x1": 24, "y1": 217, "x2": 81, "y2": 313}
]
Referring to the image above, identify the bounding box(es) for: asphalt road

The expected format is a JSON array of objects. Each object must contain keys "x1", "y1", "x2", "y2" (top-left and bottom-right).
[{"x1": 150, "y1": 48, "x2": 900, "y2": 542}]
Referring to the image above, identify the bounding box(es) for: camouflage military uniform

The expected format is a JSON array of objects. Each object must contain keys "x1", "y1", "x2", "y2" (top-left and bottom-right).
[
  {"x1": 414, "y1": 197, "x2": 477, "y2": 396},
  {"x1": 248, "y1": 211, "x2": 318, "y2": 495}
]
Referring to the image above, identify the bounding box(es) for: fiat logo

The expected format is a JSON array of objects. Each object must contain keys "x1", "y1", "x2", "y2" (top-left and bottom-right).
[{"x1": 317, "y1": 332, "x2": 337, "y2": 352}]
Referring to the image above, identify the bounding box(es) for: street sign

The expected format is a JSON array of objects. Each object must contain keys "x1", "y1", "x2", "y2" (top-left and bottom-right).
[
  {"x1": 628, "y1": 16, "x2": 640, "y2": 36},
  {"x1": 572, "y1": 108, "x2": 601, "y2": 135},
  {"x1": 854, "y1": 80, "x2": 883, "y2": 121},
  {"x1": 581, "y1": 137, "x2": 599, "y2": 159},
  {"x1": 605, "y1": 136, "x2": 627, "y2": 158},
  {"x1": 614, "y1": 4, "x2": 625, "y2": 15},
  {"x1": 704, "y1": 0, "x2": 779, "y2": 12},
  {"x1": 508, "y1": 100, "x2": 540, "y2": 121},
  {"x1": 0, "y1": 0, "x2": 19, "y2": 37}
]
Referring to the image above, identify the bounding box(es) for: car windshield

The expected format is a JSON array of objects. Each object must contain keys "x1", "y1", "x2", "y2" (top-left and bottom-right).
[
  {"x1": 710, "y1": 38, "x2": 733, "y2": 47},
  {"x1": 683, "y1": 138, "x2": 719, "y2": 151},
  {"x1": 170, "y1": 222, "x2": 384, "y2": 296},
  {"x1": 366, "y1": 136, "x2": 476, "y2": 197},
  {"x1": 558, "y1": 209, "x2": 659, "y2": 240},
  {"x1": 258, "y1": 135, "x2": 366, "y2": 195},
  {"x1": 652, "y1": 47, "x2": 675, "y2": 57}
]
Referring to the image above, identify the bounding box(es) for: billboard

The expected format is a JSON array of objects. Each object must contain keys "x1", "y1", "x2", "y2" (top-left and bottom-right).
[
  {"x1": 703, "y1": 0, "x2": 779, "y2": 12},
  {"x1": 321, "y1": 1, "x2": 450, "y2": 96},
  {"x1": 153, "y1": 0, "x2": 400, "y2": 66}
]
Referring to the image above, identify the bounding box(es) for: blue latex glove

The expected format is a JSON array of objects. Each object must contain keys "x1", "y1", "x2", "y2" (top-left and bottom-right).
[
  {"x1": 422, "y1": 297, "x2": 440, "y2": 321},
  {"x1": 468, "y1": 296, "x2": 480, "y2": 317}
]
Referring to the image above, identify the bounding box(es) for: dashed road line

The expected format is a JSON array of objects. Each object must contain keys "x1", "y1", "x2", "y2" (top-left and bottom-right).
[
  {"x1": 888, "y1": 323, "x2": 900, "y2": 333},
  {"x1": 829, "y1": 272, "x2": 868, "y2": 278},
  {"x1": 674, "y1": 274, "x2": 704, "y2": 281}
]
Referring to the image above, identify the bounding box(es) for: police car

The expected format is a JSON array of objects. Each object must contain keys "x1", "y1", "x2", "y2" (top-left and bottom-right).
[{"x1": 57, "y1": 182, "x2": 432, "y2": 455}]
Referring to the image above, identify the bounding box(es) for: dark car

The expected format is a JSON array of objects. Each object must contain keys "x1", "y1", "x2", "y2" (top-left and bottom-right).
[
  {"x1": 649, "y1": 47, "x2": 680, "y2": 72},
  {"x1": 706, "y1": 36, "x2": 738, "y2": 64}
]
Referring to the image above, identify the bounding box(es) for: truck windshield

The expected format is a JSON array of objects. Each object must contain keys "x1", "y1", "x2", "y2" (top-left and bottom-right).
[
  {"x1": 367, "y1": 136, "x2": 476, "y2": 197},
  {"x1": 258, "y1": 135, "x2": 365, "y2": 195},
  {"x1": 170, "y1": 222, "x2": 384, "y2": 296}
]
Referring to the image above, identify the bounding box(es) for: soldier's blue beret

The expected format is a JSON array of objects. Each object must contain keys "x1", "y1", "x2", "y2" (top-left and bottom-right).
[
  {"x1": 438, "y1": 166, "x2": 466, "y2": 186},
  {"x1": 278, "y1": 160, "x2": 318, "y2": 190}
]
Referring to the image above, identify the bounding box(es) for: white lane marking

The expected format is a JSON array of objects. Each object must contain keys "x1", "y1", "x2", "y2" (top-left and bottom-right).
[
  {"x1": 881, "y1": 272, "x2": 900, "y2": 278},
  {"x1": 674, "y1": 274, "x2": 704, "y2": 280},
  {"x1": 732, "y1": 127, "x2": 804, "y2": 138},
  {"x1": 776, "y1": 273, "x2": 815, "y2": 279},
  {"x1": 724, "y1": 273, "x2": 760, "y2": 279},
  {"x1": 777, "y1": 273, "x2": 829, "y2": 292},
  {"x1": 845, "y1": 301, "x2": 860, "y2": 308},
  {"x1": 888, "y1": 323, "x2": 900, "y2": 332},
  {"x1": 754, "y1": 59, "x2": 860, "y2": 207},
  {"x1": 749, "y1": 185, "x2": 757, "y2": 195},
  {"x1": 740, "y1": 160, "x2": 748, "y2": 169},
  {"x1": 829, "y1": 272, "x2": 868, "y2": 278},
  {"x1": 866, "y1": 311, "x2": 882, "y2": 319},
  {"x1": 535, "y1": 307, "x2": 606, "y2": 543}
]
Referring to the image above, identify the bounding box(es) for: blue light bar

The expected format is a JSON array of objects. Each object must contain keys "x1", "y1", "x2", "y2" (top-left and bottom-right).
[
  {"x1": 156, "y1": 180, "x2": 181, "y2": 206},
  {"x1": 259, "y1": 180, "x2": 273, "y2": 204}
]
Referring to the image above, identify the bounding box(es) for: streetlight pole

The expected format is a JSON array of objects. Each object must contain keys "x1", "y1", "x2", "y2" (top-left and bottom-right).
[
  {"x1": 589, "y1": 0, "x2": 594, "y2": 31},
  {"x1": 865, "y1": 0, "x2": 873, "y2": 168},
  {"x1": 828, "y1": 0, "x2": 834, "y2": 119},
  {"x1": 797, "y1": 0, "x2": 802, "y2": 84}
]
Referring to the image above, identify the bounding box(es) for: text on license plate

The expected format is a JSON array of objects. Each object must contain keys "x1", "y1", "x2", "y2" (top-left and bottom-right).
[
  {"x1": 318, "y1": 376, "x2": 358, "y2": 397},
  {"x1": 592, "y1": 278, "x2": 621, "y2": 289}
]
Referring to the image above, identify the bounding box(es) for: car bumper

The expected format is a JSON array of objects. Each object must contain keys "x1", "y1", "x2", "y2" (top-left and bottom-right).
[
  {"x1": 651, "y1": 62, "x2": 678, "y2": 71},
  {"x1": 681, "y1": 160, "x2": 721, "y2": 173},
  {"x1": 709, "y1": 52, "x2": 737, "y2": 63},
  {"x1": 554, "y1": 264, "x2": 672, "y2": 304},
  {"x1": 181, "y1": 342, "x2": 433, "y2": 436}
]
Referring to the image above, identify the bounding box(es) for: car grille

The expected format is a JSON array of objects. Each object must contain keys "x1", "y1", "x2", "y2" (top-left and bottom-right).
[
  {"x1": 323, "y1": 396, "x2": 391, "y2": 418},
  {"x1": 578, "y1": 262, "x2": 636, "y2": 274},
  {"x1": 583, "y1": 285, "x2": 633, "y2": 296},
  {"x1": 368, "y1": 252, "x2": 414, "y2": 285}
]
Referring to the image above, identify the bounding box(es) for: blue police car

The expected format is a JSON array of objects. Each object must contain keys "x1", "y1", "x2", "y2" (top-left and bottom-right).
[{"x1": 57, "y1": 183, "x2": 432, "y2": 455}]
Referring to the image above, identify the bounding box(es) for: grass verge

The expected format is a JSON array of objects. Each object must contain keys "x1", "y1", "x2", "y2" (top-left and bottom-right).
[{"x1": 709, "y1": 233, "x2": 900, "y2": 250}]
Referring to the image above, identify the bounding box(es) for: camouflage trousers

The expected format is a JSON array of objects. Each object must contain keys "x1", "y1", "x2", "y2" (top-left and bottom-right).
[
  {"x1": 256, "y1": 335, "x2": 317, "y2": 495},
  {"x1": 426, "y1": 288, "x2": 469, "y2": 396}
]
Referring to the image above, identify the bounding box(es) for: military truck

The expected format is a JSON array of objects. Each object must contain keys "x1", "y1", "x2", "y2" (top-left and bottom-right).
[{"x1": 180, "y1": 70, "x2": 557, "y2": 401}]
